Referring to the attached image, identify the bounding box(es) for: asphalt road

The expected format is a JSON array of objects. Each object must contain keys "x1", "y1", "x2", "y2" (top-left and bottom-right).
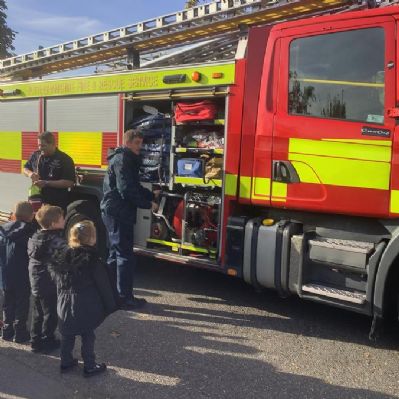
[{"x1": 1, "y1": 258, "x2": 399, "y2": 399}]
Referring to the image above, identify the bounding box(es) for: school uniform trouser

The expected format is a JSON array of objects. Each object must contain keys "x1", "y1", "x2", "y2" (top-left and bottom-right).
[
  {"x1": 30, "y1": 294, "x2": 58, "y2": 343},
  {"x1": 61, "y1": 330, "x2": 96, "y2": 369},
  {"x1": 102, "y1": 213, "x2": 136, "y2": 300},
  {"x1": 1, "y1": 287, "x2": 30, "y2": 338}
]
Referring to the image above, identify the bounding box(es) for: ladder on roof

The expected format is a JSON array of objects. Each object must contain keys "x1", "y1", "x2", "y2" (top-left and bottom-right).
[{"x1": 0, "y1": 0, "x2": 395, "y2": 80}]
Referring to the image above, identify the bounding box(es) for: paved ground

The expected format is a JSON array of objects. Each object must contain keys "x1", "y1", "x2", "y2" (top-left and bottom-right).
[{"x1": 1, "y1": 258, "x2": 399, "y2": 399}]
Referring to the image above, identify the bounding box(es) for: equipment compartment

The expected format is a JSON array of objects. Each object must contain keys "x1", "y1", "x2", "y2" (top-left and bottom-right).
[{"x1": 128, "y1": 95, "x2": 226, "y2": 264}]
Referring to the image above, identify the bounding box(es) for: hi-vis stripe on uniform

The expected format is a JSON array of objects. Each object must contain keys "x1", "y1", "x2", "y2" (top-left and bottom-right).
[{"x1": 239, "y1": 137, "x2": 395, "y2": 207}]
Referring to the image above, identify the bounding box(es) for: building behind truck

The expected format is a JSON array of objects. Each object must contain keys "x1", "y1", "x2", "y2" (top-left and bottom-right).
[{"x1": 0, "y1": 0, "x2": 399, "y2": 337}]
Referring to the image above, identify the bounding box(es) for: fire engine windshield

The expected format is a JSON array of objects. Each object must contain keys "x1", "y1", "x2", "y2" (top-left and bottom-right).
[{"x1": 288, "y1": 27, "x2": 385, "y2": 124}]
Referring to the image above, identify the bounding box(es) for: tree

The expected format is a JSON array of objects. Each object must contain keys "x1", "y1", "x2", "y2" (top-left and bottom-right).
[{"x1": 0, "y1": 0, "x2": 16, "y2": 59}]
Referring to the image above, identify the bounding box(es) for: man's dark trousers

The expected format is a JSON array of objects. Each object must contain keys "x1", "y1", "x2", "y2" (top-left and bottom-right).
[
  {"x1": 102, "y1": 213, "x2": 135, "y2": 300},
  {"x1": 2, "y1": 287, "x2": 30, "y2": 339}
]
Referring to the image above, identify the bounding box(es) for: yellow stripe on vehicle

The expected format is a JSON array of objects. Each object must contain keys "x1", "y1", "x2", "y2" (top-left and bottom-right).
[
  {"x1": 289, "y1": 138, "x2": 391, "y2": 163},
  {"x1": 252, "y1": 177, "x2": 271, "y2": 200},
  {"x1": 323, "y1": 139, "x2": 391, "y2": 147},
  {"x1": 174, "y1": 176, "x2": 222, "y2": 187},
  {"x1": 0, "y1": 63, "x2": 235, "y2": 99},
  {"x1": 289, "y1": 153, "x2": 390, "y2": 190},
  {"x1": 0, "y1": 132, "x2": 21, "y2": 160},
  {"x1": 239, "y1": 176, "x2": 252, "y2": 199},
  {"x1": 390, "y1": 190, "x2": 399, "y2": 214},
  {"x1": 58, "y1": 132, "x2": 102, "y2": 166},
  {"x1": 225, "y1": 173, "x2": 238, "y2": 196},
  {"x1": 290, "y1": 161, "x2": 320, "y2": 184},
  {"x1": 272, "y1": 182, "x2": 287, "y2": 203}
]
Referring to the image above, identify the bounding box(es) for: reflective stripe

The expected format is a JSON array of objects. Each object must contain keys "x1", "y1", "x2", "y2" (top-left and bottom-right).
[
  {"x1": 390, "y1": 190, "x2": 399, "y2": 214},
  {"x1": 323, "y1": 139, "x2": 391, "y2": 147},
  {"x1": 289, "y1": 138, "x2": 392, "y2": 190},
  {"x1": 289, "y1": 138, "x2": 391, "y2": 162},
  {"x1": 253, "y1": 177, "x2": 270, "y2": 200},
  {"x1": 289, "y1": 153, "x2": 390, "y2": 190},
  {"x1": 290, "y1": 161, "x2": 320, "y2": 184},
  {"x1": 58, "y1": 132, "x2": 102, "y2": 166},
  {"x1": 0, "y1": 64, "x2": 236, "y2": 99},
  {"x1": 174, "y1": 176, "x2": 222, "y2": 187},
  {"x1": 272, "y1": 182, "x2": 287, "y2": 203},
  {"x1": 225, "y1": 173, "x2": 238, "y2": 196},
  {"x1": 0, "y1": 132, "x2": 21, "y2": 160},
  {"x1": 239, "y1": 176, "x2": 252, "y2": 199}
]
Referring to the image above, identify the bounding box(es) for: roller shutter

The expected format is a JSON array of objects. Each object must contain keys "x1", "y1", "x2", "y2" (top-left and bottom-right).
[
  {"x1": 46, "y1": 95, "x2": 118, "y2": 132},
  {"x1": 0, "y1": 99, "x2": 39, "y2": 131}
]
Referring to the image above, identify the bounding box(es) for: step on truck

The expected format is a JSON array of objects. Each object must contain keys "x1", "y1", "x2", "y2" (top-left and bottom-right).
[{"x1": 1, "y1": 0, "x2": 399, "y2": 338}]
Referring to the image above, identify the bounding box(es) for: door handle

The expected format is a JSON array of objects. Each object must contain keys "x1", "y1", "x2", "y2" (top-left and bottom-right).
[{"x1": 273, "y1": 160, "x2": 300, "y2": 184}]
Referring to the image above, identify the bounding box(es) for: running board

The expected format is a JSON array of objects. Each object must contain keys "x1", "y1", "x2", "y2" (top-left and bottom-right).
[{"x1": 302, "y1": 284, "x2": 366, "y2": 305}]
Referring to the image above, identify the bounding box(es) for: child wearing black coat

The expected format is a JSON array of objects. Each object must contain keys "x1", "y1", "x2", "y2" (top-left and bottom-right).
[
  {"x1": 28, "y1": 205, "x2": 67, "y2": 353},
  {"x1": 0, "y1": 201, "x2": 35, "y2": 343},
  {"x1": 52, "y1": 220, "x2": 117, "y2": 377}
]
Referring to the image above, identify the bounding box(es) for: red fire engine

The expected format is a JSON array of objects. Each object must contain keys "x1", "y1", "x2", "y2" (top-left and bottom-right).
[{"x1": 1, "y1": 0, "x2": 399, "y2": 337}]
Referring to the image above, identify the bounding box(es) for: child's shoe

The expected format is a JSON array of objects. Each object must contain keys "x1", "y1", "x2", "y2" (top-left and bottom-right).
[
  {"x1": 14, "y1": 330, "x2": 30, "y2": 344},
  {"x1": 41, "y1": 337, "x2": 60, "y2": 353},
  {"x1": 83, "y1": 363, "x2": 107, "y2": 378},
  {"x1": 30, "y1": 340, "x2": 43, "y2": 353},
  {"x1": 1, "y1": 324, "x2": 15, "y2": 341},
  {"x1": 60, "y1": 359, "x2": 79, "y2": 373}
]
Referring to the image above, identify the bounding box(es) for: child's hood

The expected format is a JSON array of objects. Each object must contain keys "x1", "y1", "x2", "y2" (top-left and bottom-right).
[
  {"x1": 66, "y1": 246, "x2": 97, "y2": 267},
  {"x1": 28, "y1": 229, "x2": 66, "y2": 260},
  {"x1": 0, "y1": 221, "x2": 35, "y2": 242},
  {"x1": 54, "y1": 246, "x2": 98, "y2": 274}
]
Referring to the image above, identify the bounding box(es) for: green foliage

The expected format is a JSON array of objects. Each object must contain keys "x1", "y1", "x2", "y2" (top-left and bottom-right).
[{"x1": 0, "y1": 0, "x2": 16, "y2": 59}]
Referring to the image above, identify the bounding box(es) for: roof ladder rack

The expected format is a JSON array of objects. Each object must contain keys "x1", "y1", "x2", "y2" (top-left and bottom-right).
[{"x1": 0, "y1": 0, "x2": 397, "y2": 80}]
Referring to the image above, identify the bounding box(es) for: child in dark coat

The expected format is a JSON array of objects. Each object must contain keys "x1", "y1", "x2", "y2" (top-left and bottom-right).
[
  {"x1": 0, "y1": 202, "x2": 35, "y2": 343},
  {"x1": 28, "y1": 205, "x2": 67, "y2": 352},
  {"x1": 52, "y1": 220, "x2": 117, "y2": 377}
]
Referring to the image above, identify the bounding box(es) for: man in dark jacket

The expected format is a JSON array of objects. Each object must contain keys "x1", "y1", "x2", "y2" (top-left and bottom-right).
[
  {"x1": 24, "y1": 131, "x2": 75, "y2": 211},
  {"x1": 0, "y1": 202, "x2": 35, "y2": 343},
  {"x1": 28, "y1": 205, "x2": 67, "y2": 352},
  {"x1": 101, "y1": 129, "x2": 158, "y2": 309}
]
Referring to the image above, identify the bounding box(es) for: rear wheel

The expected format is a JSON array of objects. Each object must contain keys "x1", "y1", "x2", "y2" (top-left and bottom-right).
[{"x1": 65, "y1": 200, "x2": 107, "y2": 258}]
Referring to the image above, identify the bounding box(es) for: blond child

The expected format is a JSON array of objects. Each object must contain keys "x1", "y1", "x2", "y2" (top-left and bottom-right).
[{"x1": 51, "y1": 220, "x2": 117, "y2": 377}]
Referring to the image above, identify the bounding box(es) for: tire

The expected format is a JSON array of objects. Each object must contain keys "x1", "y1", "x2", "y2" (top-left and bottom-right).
[{"x1": 65, "y1": 200, "x2": 107, "y2": 258}]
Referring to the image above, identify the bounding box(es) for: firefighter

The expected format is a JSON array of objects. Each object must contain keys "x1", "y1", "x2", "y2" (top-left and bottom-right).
[
  {"x1": 23, "y1": 131, "x2": 75, "y2": 211},
  {"x1": 100, "y1": 129, "x2": 159, "y2": 310}
]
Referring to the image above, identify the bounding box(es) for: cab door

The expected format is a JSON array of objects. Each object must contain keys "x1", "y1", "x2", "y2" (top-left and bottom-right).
[{"x1": 271, "y1": 17, "x2": 396, "y2": 217}]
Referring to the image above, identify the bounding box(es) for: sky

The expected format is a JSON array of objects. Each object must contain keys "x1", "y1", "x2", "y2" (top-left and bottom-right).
[{"x1": 7, "y1": 0, "x2": 190, "y2": 55}]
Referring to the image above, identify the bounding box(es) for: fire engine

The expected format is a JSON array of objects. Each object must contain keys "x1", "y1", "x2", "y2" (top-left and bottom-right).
[{"x1": 1, "y1": 0, "x2": 399, "y2": 337}]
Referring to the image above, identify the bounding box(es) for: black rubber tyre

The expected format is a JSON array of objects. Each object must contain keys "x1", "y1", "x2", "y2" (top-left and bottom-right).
[{"x1": 65, "y1": 200, "x2": 107, "y2": 258}]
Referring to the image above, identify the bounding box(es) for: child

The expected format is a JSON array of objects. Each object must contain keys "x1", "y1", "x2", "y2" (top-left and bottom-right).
[
  {"x1": 0, "y1": 201, "x2": 35, "y2": 343},
  {"x1": 52, "y1": 220, "x2": 117, "y2": 377},
  {"x1": 28, "y1": 205, "x2": 67, "y2": 353}
]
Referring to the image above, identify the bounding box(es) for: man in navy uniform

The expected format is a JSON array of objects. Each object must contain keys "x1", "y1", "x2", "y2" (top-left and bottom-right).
[
  {"x1": 24, "y1": 132, "x2": 75, "y2": 211},
  {"x1": 101, "y1": 129, "x2": 158, "y2": 310}
]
